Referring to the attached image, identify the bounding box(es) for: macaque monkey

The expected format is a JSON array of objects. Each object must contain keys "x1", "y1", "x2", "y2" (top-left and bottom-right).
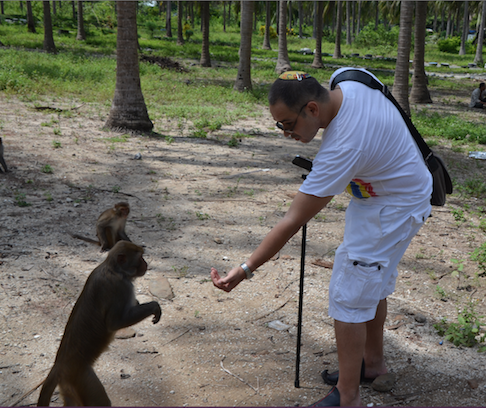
[
  {"x1": 71, "y1": 202, "x2": 131, "y2": 252},
  {"x1": 0, "y1": 137, "x2": 8, "y2": 173},
  {"x1": 37, "y1": 241, "x2": 161, "y2": 407}
]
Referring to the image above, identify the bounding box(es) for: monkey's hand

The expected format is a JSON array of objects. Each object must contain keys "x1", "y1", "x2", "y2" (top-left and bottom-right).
[
  {"x1": 152, "y1": 302, "x2": 162, "y2": 324},
  {"x1": 210, "y1": 267, "x2": 245, "y2": 293}
]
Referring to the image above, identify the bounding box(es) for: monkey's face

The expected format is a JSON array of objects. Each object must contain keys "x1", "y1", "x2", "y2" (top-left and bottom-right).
[
  {"x1": 119, "y1": 207, "x2": 129, "y2": 218},
  {"x1": 114, "y1": 202, "x2": 130, "y2": 218},
  {"x1": 137, "y1": 256, "x2": 148, "y2": 277}
]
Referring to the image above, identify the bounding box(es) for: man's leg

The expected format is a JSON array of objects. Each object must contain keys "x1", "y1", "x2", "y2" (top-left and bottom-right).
[
  {"x1": 364, "y1": 298, "x2": 388, "y2": 378},
  {"x1": 334, "y1": 320, "x2": 366, "y2": 406}
]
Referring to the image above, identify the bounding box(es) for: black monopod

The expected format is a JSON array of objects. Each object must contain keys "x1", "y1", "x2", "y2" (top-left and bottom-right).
[{"x1": 291, "y1": 155, "x2": 313, "y2": 388}]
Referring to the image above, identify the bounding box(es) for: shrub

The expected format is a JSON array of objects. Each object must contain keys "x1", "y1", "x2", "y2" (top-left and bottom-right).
[
  {"x1": 259, "y1": 25, "x2": 277, "y2": 39},
  {"x1": 354, "y1": 22, "x2": 399, "y2": 49},
  {"x1": 434, "y1": 302, "x2": 486, "y2": 349},
  {"x1": 437, "y1": 36, "x2": 461, "y2": 53},
  {"x1": 471, "y1": 242, "x2": 486, "y2": 275}
]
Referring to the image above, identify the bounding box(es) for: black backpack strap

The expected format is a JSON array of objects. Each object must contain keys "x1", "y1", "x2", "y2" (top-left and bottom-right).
[{"x1": 330, "y1": 69, "x2": 434, "y2": 166}]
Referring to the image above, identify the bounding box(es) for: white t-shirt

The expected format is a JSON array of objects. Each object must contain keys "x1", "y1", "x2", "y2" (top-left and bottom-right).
[
  {"x1": 469, "y1": 87, "x2": 483, "y2": 107},
  {"x1": 299, "y1": 67, "x2": 432, "y2": 206}
]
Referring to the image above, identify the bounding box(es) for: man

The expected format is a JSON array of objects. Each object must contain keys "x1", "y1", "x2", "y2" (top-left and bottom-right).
[
  {"x1": 469, "y1": 82, "x2": 486, "y2": 108},
  {"x1": 211, "y1": 68, "x2": 432, "y2": 407}
]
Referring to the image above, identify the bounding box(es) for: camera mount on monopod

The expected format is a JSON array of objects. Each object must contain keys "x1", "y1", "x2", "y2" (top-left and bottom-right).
[{"x1": 291, "y1": 155, "x2": 313, "y2": 389}]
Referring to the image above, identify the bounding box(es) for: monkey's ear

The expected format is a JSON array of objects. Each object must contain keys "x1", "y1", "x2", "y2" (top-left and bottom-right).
[{"x1": 117, "y1": 253, "x2": 127, "y2": 265}]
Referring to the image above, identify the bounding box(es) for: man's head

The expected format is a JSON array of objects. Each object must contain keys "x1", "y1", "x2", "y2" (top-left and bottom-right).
[
  {"x1": 480, "y1": 82, "x2": 485, "y2": 91},
  {"x1": 268, "y1": 71, "x2": 329, "y2": 113},
  {"x1": 268, "y1": 71, "x2": 331, "y2": 143}
]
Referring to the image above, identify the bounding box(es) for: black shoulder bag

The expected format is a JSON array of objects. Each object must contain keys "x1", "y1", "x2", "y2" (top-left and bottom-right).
[{"x1": 330, "y1": 69, "x2": 452, "y2": 206}]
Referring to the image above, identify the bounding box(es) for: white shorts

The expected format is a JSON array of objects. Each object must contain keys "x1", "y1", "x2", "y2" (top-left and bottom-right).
[{"x1": 328, "y1": 198, "x2": 431, "y2": 323}]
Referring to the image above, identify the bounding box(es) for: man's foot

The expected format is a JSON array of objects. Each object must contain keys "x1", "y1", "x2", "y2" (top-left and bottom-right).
[
  {"x1": 308, "y1": 387, "x2": 340, "y2": 407},
  {"x1": 321, "y1": 359, "x2": 375, "y2": 386}
]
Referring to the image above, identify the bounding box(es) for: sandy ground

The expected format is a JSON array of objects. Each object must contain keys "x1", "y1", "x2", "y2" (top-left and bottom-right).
[{"x1": 1, "y1": 88, "x2": 486, "y2": 407}]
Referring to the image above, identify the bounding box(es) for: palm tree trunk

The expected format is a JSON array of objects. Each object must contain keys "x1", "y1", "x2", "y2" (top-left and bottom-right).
[
  {"x1": 357, "y1": 0, "x2": 361, "y2": 34},
  {"x1": 459, "y1": 1, "x2": 469, "y2": 56},
  {"x1": 275, "y1": 0, "x2": 291, "y2": 74},
  {"x1": 313, "y1": 1, "x2": 317, "y2": 38},
  {"x1": 200, "y1": 1, "x2": 211, "y2": 67},
  {"x1": 27, "y1": 1, "x2": 36, "y2": 33},
  {"x1": 104, "y1": 1, "x2": 153, "y2": 133},
  {"x1": 311, "y1": 0, "x2": 324, "y2": 68},
  {"x1": 76, "y1": 1, "x2": 86, "y2": 41},
  {"x1": 392, "y1": 0, "x2": 413, "y2": 117},
  {"x1": 475, "y1": 0, "x2": 486, "y2": 65},
  {"x1": 166, "y1": 0, "x2": 172, "y2": 37},
  {"x1": 298, "y1": 0, "x2": 303, "y2": 38},
  {"x1": 234, "y1": 1, "x2": 254, "y2": 92},
  {"x1": 43, "y1": 1, "x2": 56, "y2": 53},
  {"x1": 333, "y1": 1, "x2": 342, "y2": 58},
  {"x1": 410, "y1": 1, "x2": 432, "y2": 104},
  {"x1": 177, "y1": 0, "x2": 184, "y2": 45},
  {"x1": 262, "y1": 1, "x2": 272, "y2": 50},
  {"x1": 346, "y1": 0, "x2": 351, "y2": 45}
]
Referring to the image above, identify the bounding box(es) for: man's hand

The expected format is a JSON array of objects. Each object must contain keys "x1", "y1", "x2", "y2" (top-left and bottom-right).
[{"x1": 210, "y1": 266, "x2": 246, "y2": 292}]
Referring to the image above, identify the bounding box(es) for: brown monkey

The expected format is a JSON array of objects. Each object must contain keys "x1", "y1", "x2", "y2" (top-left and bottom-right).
[
  {"x1": 0, "y1": 137, "x2": 8, "y2": 173},
  {"x1": 37, "y1": 241, "x2": 161, "y2": 407},
  {"x1": 71, "y1": 202, "x2": 131, "y2": 252}
]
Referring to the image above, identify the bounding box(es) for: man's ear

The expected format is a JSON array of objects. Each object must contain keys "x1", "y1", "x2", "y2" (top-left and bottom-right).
[{"x1": 306, "y1": 101, "x2": 319, "y2": 117}]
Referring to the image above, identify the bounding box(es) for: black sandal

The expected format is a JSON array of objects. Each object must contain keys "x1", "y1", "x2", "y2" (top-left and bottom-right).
[
  {"x1": 321, "y1": 359, "x2": 374, "y2": 385},
  {"x1": 308, "y1": 386, "x2": 341, "y2": 407}
]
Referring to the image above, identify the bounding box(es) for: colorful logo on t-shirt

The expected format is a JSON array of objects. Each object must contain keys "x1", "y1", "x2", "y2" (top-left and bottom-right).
[{"x1": 346, "y1": 178, "x2": 377, "y2": 199}]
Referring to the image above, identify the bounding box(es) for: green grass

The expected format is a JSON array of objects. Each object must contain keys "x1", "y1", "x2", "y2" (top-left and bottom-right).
[
  {"x1": 413, "y1": 109, "x2": 486, "y2": 144},
  {"x1": 3, "y1": 10, "x2": 486, "y2": 140}
]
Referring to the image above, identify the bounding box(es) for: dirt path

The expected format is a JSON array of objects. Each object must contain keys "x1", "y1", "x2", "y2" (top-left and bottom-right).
[{"x1": 0, "y1": 93, "x2": 486, "y2": 407}]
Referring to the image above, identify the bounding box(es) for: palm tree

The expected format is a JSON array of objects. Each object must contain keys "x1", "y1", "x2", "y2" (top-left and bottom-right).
[
  {"x1": 234, "y1": 1, "x2": 254, "y2": 92},
  {"x1": 43, "y1": 1, "x2": 56, "y2": 54},
  {"x1": 474, "y1": 0, "x2": 486, "y2": 66},
  {"x1": 333, "y1": 1, "x2": 342, "y2": 59},
  {"x1": 275, "y1": 0, "x2": 291, "y2": 74},
  {"x1": 298, "y1": 0, "x2": 303, "y2": 38},
  {"x1": 200, "y1": 1, "x2": 211, "y2": 67},
  {"x1": 410, "y1": 1, "x2": 432, "y2": 104},
  {"x1": 346, "y1": 0, "x2": 351, "y2": 45},
  {"x1": 76, "y1": 1, "x2": 86, "y2": 41},
  {"x1": 262, "y1": 1, "x2": 272, "y2": 50},
  {"x1": 105, "y1": 1, "x2": 153, "y2": 132},
  {"x1": 393, "y1": 0, "x2": 413, "y2": 117},
  {"x1": 166, "y1": 0, "x2": 172, "y2": 38},
  {"x1": 27, "y1": 1, "x2": 36, "y2": 33},
  {"x1": 176, "y1": 0, "x2": 184, "y2": 45},
  {"x1": 459, "y1": 1, "x2": 469, "y2": 55},
  {"x1": 311, "y1": 1, "x2": 325, "y2": 68}
]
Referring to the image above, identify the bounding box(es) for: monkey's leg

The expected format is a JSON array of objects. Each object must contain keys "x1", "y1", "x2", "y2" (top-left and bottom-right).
[
  {"x1": 0, "y1": 157, "x2": 7, "y2": 173},
  {"x1": 77, "y1": 367, "x2": 111, "y2": 407},
  {"x1": 118, "y1": 231, "x2": 131, "y2": 242}
]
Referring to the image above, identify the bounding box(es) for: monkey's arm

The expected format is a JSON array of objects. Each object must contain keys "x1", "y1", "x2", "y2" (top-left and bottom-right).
[
  {"x1": 0, "y1": 156, "x2": 7, "y2": 173},
  {"x1": 107, "y1": 301, "x2": 162, "y2": 331},
  {"x1": 96, "y1": 225, "x2": 111, "y2": 251},
  {"x1": 118, "y1": 231, "x2": 131, "y2": 242}
]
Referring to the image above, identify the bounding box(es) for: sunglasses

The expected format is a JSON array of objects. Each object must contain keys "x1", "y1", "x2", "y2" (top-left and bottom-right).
[{"x1": 275, "y1": 102, "x2": 308, "y2": 133}]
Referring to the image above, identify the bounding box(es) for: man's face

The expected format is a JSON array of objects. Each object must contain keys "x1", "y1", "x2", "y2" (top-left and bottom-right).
[{"x1": 270, "y1": 101, "x2": 318, "y2": 144}]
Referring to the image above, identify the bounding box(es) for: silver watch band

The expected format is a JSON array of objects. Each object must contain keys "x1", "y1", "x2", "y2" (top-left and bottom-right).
[{"x1": 240, "y1": 263, "x2": 254, "y2": 279}]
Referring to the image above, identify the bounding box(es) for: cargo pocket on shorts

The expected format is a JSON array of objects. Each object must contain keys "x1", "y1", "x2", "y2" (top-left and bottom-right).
[{"x1": 332, "y1": 259, "x2": 384, "y2": 310}]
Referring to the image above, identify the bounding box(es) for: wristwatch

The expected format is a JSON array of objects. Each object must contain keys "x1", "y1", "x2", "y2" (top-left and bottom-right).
[{"x1": 240, "y1": 263, "x2": 254, "y2": 280}]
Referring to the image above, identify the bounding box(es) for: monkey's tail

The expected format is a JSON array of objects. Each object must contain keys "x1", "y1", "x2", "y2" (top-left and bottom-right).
[
  {"x1": 37, "y1": 370, "x2": 57, "y2": 406},
  {"x1": 69, "y1": 233, "x2": 101, "y2": 246}
]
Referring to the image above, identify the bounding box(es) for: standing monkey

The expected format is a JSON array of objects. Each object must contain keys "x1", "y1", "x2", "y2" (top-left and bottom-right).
[
  {"x1": 37, "y1": 241, "x2": 161, "y2": 406},
  {"x1": 71, "y1": 202, "x2": 131, "y2": 251},
  {"x1": 0, "y1": 137, "x2": 8, "y2": 173}
]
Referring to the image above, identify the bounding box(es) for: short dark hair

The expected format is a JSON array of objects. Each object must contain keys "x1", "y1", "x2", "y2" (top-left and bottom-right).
[
  {"x1": 268, "y1": 76, "x2": 329, "y2": 112},
  {"x1": 480, "y1": 83, "x2": 485, "y2": 88}
]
